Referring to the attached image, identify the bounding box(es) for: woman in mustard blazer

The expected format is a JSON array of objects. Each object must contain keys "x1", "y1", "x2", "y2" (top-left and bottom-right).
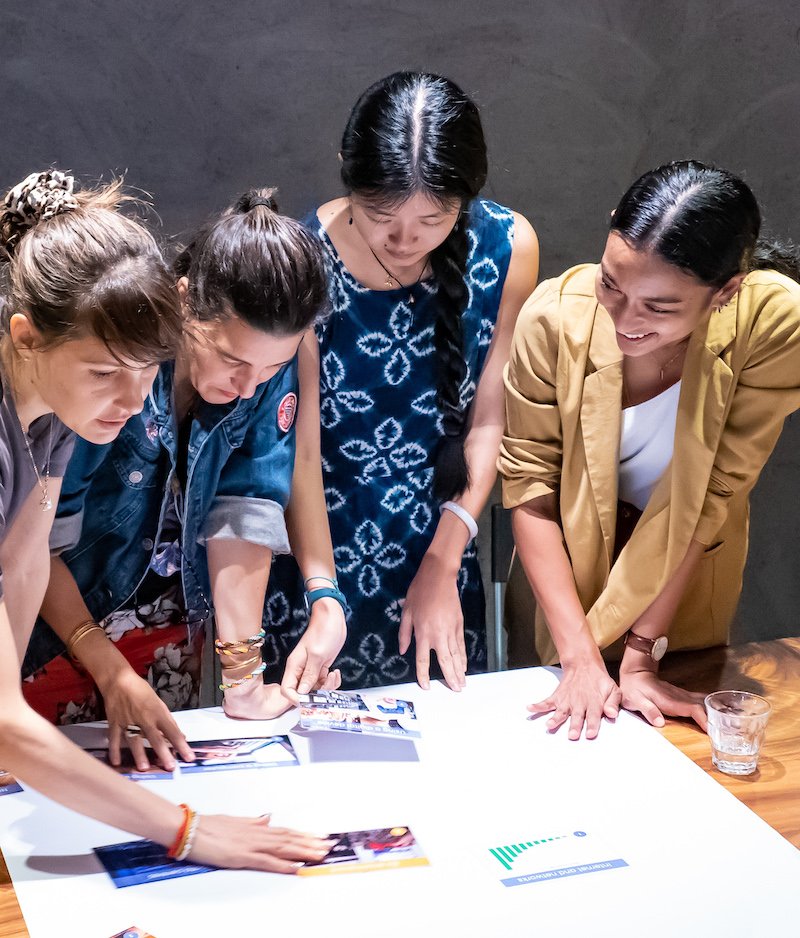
[{"x1": 500, "y1": 161, "x2": 800, "y2": 740}]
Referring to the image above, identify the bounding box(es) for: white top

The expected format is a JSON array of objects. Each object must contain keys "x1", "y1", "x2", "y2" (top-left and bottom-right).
[{"x1": 618, "y1": 380, "x2": 681, "y2": 511}]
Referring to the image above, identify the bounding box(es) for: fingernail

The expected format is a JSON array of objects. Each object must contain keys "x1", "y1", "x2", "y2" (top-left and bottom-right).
[{"x1": 291, "y1": 862, "x2": 304, "y2": 870}]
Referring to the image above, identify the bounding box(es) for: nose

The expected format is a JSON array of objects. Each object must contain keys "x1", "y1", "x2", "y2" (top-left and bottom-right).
[
  {"x1": 117, "y1": 371, "x2": 152, "y2": 416},
  {"x1": 385, "y1": 220, "x2": 416, "y2": 250},
  {"x1": 610, "y1": 298, "x2": 647, "y2": 334},
  {"x1": 234, "y1": 370, "x2": 259, "y2": 401}
]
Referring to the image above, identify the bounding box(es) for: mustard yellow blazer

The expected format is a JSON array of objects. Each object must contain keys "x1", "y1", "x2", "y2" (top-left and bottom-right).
[{"x1": 500, "y1": 264, "x2": 800, "y2": 667}]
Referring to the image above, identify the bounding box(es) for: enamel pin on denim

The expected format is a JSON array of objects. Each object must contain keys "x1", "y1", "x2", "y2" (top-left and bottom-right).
[{"x1": 277, "y1": 392, "x2": 297, "y2": 432}]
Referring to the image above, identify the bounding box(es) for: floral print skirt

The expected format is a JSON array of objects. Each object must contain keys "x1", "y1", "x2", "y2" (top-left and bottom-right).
[{"x1": 22, "y1": 580, "x2": 206, "y2": 726}]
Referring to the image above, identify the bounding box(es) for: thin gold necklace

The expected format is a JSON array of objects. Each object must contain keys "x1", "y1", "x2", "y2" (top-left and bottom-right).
[
  {"x1": 369, "y1": 248, "x2": 428, "y2": 304},
  {"x1": 18, "y1": 414, "x2": 54, "y2": 511}
]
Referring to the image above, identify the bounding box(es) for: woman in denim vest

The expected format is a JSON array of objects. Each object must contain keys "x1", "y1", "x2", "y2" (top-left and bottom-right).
[
  {"x1": 25, "y1": 189, "x2": 346, "y2": 773},
  {"x1": 1, "y1": 172, "x2": 329, "y2": 873}
]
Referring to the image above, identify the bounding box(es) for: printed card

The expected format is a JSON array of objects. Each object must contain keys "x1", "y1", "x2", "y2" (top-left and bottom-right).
[
  {"x1": 298, "y1": 826, "x2": 428, "y2": 876},
  {"x1": 95, "y1": 840, "x2": 216, "y2": 888},
  {"x1": 299, "y1": 691, "x2": 420, "y2": 739},
  {"x1": 87, "y1": 734, "x2": 299, "y2": 780},
  {"x1": 484, "y1": 828, "x2": 628, "y2": 887}
]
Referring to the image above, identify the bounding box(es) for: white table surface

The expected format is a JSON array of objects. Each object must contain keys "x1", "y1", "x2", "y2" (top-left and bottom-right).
[{"x1": 1, "y1": 666, "x2": 798, "y2": 938}]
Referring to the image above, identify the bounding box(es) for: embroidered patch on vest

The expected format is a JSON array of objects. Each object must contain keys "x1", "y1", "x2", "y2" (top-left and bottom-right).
[{"x1": 277, "y1": 392, "x2": 297, "y2": 432}]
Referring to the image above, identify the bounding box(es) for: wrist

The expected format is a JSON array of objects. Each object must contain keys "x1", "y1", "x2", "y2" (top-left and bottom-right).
[{"x1": 620, "y1": 651, "x2": 660, "y2": 677}]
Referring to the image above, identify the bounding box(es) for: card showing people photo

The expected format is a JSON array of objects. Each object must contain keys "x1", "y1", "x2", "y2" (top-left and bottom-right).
[
  {"x1": 86, "y1": 735, "x2": 299, "y2": 780},
  {"x1": 0, "y1": 769, "x2": 23, "y2": 796},
  {"x1": 299, "y1": 691, "x2": 420, "y2": 739},
  {"x1": 297, "y1": 826, "x2": 429, "y2": 876},
  {"x1": 94, "y1": 840, "x2": 217, "y2": 889}
]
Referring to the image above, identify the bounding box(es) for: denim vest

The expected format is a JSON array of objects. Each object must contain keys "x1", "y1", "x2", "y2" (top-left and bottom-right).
[{"x1": 22, "y1": 358, "x2": 298, "y2": 676}]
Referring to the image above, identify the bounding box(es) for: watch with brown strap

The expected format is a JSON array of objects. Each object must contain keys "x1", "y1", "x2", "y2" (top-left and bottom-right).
[{"x1": 624, "y1": 629, "x2": 668, "y2": 662}]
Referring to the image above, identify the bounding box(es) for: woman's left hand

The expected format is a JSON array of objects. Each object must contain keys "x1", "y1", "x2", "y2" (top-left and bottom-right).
[
  {"x1": 399, "y1": 554, "x2": 467, "y2": 692},
  {"x1": 280, "y1": 597, "x2": 347, "y2": 703},
  {"x1": 224, "y1": 669, "x2": 342, "y2": 721},
  {"x1": 619, "y1": 667, "x2": 708, "y2": 731}
]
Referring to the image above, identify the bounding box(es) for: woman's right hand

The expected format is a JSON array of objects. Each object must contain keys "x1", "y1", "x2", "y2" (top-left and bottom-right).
[
  {"x1": 190, "y1": 814, "x2": 331, "y2": 873},
  {"x1": 526, "y1": 657, "x2": 622, "y2": 740},
  {"x1": 98, "y1": 666, "x2": 196, "y2": 771}
]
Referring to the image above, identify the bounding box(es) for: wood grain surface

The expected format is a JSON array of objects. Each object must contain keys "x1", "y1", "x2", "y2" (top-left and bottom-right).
[
  {"x1": 1, "y1": 638, "x2": 798, "y2": 936},
  {"x1": 657, "y1": 636, "x2": 800, "y2": 848}
]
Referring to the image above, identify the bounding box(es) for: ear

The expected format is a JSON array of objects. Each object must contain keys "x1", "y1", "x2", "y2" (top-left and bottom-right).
[
  {"x1": 177, "y1": 276, "x2": 190, "y2": 313},
  {"x1": 8, "y1": 312, "x2": 44, "y2": 356},
  {"x1": 713, "y1": 272, "x2": 746, "y2": 310}
]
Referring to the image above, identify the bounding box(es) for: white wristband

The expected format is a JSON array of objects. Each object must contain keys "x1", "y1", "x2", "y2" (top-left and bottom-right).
[{"x1": 440, "y1": 501, "x2": 478, "y2": 542}]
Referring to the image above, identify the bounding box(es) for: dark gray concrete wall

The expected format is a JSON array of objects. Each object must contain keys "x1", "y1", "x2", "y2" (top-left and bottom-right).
[{"x1": 2, "y1": 0, "x2": 800, "y2": 642}]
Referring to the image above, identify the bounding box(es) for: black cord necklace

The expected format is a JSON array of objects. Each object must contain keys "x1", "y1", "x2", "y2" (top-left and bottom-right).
[{"x1": 369, "y1": 247, "x2": 428, "y2": 305}]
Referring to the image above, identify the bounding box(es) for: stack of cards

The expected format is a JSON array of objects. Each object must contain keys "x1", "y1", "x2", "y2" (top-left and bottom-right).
[{"x1": 299, "y1": 691, "x2": 420, "y2": 739}]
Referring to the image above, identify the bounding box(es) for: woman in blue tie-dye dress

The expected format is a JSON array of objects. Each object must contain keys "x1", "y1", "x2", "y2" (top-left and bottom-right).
[{"x1": 264, "y1": 72, "x2": 539, "y2": 690}]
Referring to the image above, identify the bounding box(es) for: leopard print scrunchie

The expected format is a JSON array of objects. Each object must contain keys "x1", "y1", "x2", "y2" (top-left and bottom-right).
[{"x1": 4, "y1": 170, "x2": 78, "y2": 249}]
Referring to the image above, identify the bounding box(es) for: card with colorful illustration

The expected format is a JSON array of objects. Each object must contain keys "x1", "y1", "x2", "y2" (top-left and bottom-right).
[
  {"x1": 299, "y1": 691, "x2": 419, "y2": 739},
  {"x1": 0, "y1": 769, "x2": 22, "y2": 796},
  {"x1": 297, "y1": 826, "x2": 428, "y2": 876},
  {"x1": 109, "y1": 928, "x2": 159, "y2": 938},
  {"x1": 87, "y1": 734, "x2": 299, "y2": 779},
  {"x1": 94, "y1": 840, "x2": 217, "y2": 888},
  {"x1": 485, "y1": 828, "x2": 628, "y2": 887}
]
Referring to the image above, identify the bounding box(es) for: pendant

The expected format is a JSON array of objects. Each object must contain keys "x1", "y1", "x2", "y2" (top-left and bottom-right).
[
  {"x1": 41, "y1": 496, "x2": 52, "y2": 511},
  {"x1": 409, "y1": 295, "x2": 415, "y2": 305}
]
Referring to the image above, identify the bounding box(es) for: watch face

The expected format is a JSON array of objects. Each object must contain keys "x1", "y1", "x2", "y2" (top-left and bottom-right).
[{"x1": 652, "y1": 636, "x2": 668, "y2": 661}]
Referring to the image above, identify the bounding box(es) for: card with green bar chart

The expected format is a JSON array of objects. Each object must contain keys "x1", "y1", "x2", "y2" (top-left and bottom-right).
[{"x1": 488, "y1": 829, "x2": 628, "y2": 887}]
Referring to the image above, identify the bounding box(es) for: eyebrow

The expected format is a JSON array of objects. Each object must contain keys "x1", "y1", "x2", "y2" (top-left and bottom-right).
[
  {"x1": 222, "y1": 351, "x2": 295, "y2": 368},
  {"x1": 601, "y1": 265, "x2": 683, "y2": 304}
]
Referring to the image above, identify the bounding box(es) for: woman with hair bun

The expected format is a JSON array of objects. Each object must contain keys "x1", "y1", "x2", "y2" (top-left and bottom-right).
[
  {"x1": 267, "y1": 71, "x2": 539, "y2": 691},
  {"x1": 501, "y1": 160, "x2": 800, "y2": 740},
  {"x1": 0, "y1": 171, "x2": 331, "y2": 872},
  {"x1": 24, "y1": 187, "x2": 345, "y2": 772}
]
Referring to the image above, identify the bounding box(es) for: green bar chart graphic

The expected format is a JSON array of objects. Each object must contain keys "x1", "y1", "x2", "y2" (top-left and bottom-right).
[{"x1": 490, "y1": 835, "x2": 568, "y2": 871}]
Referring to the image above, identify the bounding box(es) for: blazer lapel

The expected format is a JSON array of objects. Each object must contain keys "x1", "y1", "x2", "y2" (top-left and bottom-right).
[
  {"x1": 665, "y1": 295, "x2": 738, "y2": 566},
  {"x1": 581, "y1": 307, "x2": 623, "y2": 567}
]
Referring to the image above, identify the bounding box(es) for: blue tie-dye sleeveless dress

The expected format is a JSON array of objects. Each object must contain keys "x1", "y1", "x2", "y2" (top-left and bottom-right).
[{"x1": 264, "y1": 198, "x2": 515, "y2": 688}]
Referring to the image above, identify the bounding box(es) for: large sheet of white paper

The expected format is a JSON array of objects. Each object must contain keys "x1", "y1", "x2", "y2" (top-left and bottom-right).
[{"x1": 1, "y1": 667, "x2": 797, "y2": 937}]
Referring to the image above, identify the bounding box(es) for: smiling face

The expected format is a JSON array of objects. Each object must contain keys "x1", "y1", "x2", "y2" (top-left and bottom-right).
[
  {"x1": 182, "y1": 314, "x2": 302, "y2": 404},
  {"x1": 595, "y1": 232, "x2": 743, "y2": 358},
  {"x1": 350, "y1": 190, "x2": 461, "y2": 278},
  {"x1": 29, "y1": 335, "x2": 159, "y2": 444}
]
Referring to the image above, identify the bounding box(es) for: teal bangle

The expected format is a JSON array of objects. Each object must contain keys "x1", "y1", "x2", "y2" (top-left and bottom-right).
[{"x1": 304, "y1": 585, "x2": 348, "y2": 616}]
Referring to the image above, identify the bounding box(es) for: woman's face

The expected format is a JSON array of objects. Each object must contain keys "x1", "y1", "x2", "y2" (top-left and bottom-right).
[
  {"x1": 183, "y1": 314, "x2": 302, "y2": 404},
  {"x1": 595, "y1": 232, "x2": 740, "y2": 358},
  {"x1": 29, "y1": 335, "x2": 158, "y2": 444},
  {"x1": 350, "y1": 191, "x2": 461, "y2": 277}
]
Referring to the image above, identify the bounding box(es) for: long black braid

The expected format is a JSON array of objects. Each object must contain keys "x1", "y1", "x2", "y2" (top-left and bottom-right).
[{"x1": 340, "y1": 71, "x2": 488, "y2": 501}]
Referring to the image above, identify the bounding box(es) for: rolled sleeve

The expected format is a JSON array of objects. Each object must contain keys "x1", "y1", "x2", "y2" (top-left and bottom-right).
[
  {"x1": 203, "y1": 495, "x2": 290, "y2": 554},
  {"x1": 499, "y1": 281, "x2": 564, "y2": 508}
]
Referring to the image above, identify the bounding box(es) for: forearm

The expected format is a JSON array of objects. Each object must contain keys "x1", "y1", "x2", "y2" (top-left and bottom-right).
[
  {"x1": 206, "y1": 537, "x2": 272, "y2": 641},
  {"x1": 39, "y1": 555, "x2": 133, "y2": 689},
  {"x1": 285, "y1": 453, "x2": 337, "y2": 585},
  {"x1": 0, "y1": 700, "x2": 182, "y2": 844},
  {"x1": 512, "y1": 496, "x2": 602, "y2": 666}
]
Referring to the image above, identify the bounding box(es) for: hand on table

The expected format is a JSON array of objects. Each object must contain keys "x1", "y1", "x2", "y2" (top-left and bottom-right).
[
  {"x1": 99, "y1": 665, "x2": 195, "y2": 771},
  {"x1": 280, "y1": 597, "x2": 347, "y2": 704},
  {"x1": 191, "y1": 814, "x2": 331, "y2": 873},
  {"x1": 398, "y1": 554, "x2": 467, "y2": 692},
  {"x1": 527, "y1": 659, "x2": 621, "y2": 740},
  {"x1": 620, "y1": 668, "x2": 708, "y2": 731}
]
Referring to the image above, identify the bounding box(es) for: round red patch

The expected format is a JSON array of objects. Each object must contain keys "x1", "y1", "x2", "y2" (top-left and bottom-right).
[{"x1": 277, "y1": 392, "x2": 297, "y2": 432}]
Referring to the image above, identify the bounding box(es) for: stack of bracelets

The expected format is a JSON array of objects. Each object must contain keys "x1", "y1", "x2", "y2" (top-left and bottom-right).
[
  {"x1": 215, "y1": 628, "x2": 267, "y2": 691},
  {"x1": 167, "y1": 803, "x2": 198, "y2": 861}
]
